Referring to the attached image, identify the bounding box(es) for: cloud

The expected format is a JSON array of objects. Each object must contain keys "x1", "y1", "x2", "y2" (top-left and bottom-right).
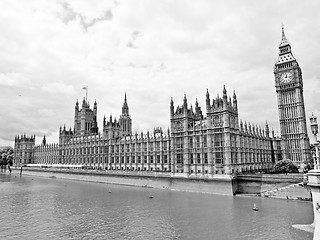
[
  {"x1": 57, "y1": 1, "x2": 113, "y2": 31},
  {"x1": 42, "y1": 82, "x2": 77, "y2": 96},
  {"x1": 127, "y1": 31, "x2": 139, "y2": 48},
  {"x1": 0, "y1": 0, "x2": 320, "y2": 147},
  {"x1": 0, "y1": 72, "x2": 30, "y2": 87}
]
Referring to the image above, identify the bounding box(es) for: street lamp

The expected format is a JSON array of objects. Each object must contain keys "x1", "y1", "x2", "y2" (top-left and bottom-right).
[{"x1": 310, "y1": 113, "x2": 319, "y2": 170}]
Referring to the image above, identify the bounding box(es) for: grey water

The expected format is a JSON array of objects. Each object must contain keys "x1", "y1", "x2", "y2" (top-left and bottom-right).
[{"x1": 0, "y1": 173, "x2": 313, "y2": 240}]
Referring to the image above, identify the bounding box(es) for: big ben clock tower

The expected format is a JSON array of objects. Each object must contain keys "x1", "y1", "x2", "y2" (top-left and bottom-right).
[{"x1": 274, "y1": 26, "x2": 310, "y2": 168}]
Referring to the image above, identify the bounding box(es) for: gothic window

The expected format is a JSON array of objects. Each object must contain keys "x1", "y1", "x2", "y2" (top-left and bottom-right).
[
  {"x1": 216, "y1": 152, "x2": 223, "y2": 164},
  {"x1": 176, "y1": 154, "x2": 183, "y2": 164},
  {"x1": 176, "y1": 137, "x2": 183, "y2": 149},
  {"x1": 203, "y1": 136, "x2": 207, "y2": 147},
  {"x1": 174, "y1": 121, "x2": 183, "y2": 131},
  {"x1": 163, "y1": 142, "x2": 167, "y2": 151},
  {"x1": 189, "y1": 138, "x2": 193, "y2": 148},
  {"x1": 164, "y1": 155, "x2": 167, "y2": 164},
  {"x1": 197, "y1": 153, "x2": 201, "y2": 164}
]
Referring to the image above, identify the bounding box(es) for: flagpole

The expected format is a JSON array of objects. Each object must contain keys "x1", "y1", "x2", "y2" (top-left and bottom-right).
[
  {"x1": 86, "y1": 86, "x2": 88, "y2": 102},
  {"x1": 82, "y1": 86, "x2": 88, "y2": 102}
]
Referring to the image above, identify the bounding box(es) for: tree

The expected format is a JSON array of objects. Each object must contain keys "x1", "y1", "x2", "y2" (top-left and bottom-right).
[
  {"x1": 273, "y1": 159, "x2": 299, "y2": 174},
  {"x1": 0, "y1": 147, "x2": 14, "y2": 165}
]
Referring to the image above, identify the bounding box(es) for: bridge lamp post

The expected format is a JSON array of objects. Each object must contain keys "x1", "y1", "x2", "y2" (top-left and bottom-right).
[{"x1": 308, "y1": 113, "x2": 320, "y2": 239}]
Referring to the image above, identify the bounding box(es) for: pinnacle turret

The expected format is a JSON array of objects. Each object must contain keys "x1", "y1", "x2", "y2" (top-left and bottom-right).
[
  {"x1": 183, "y1": 94, "x2": 188, "y2": 109},
  {"x1": 122, "y1": 93, "x2": 129, "y2": 115},
  {"x1": 170, "y1": 98, "x2": 174, "y2": 117},
  {"x1": 223, "y1": 85, "x2": 227, "y2": 99}
]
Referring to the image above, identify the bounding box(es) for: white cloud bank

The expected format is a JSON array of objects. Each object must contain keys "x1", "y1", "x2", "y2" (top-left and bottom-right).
[{"x1": 1, "y1": 0, "x2": 320, "y2": 146}]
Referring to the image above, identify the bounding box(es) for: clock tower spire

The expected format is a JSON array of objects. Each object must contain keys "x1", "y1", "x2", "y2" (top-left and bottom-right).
[{"x1": 274, "y1": 26, "x2": 310, "y2": 168}]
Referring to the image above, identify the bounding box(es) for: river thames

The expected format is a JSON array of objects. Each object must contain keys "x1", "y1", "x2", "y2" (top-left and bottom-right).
[{"x1": 0, "y1": 173, "x2": 313, "y2": 240}]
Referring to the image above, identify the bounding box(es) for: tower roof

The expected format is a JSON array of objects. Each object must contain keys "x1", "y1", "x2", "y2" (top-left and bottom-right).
[
  {"x1": 276, "y1": 25, "x2": 296, "y2": 65},
  {"x1": 122, "y1": 93, "x2": 129, "y2": 115},
  {"x1": 279, "y1": 25, "x2": 290, "y2": 48}
]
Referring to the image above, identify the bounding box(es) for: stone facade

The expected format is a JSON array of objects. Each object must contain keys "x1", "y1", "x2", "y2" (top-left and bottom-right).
[
  {"x1": 15, "y1": 90, "x2": 277, "y2": 176},
  {"x1": 14, "y1": 134, "x2": 35, "y2": 165},
  {"x1": 170, "y1": 87, "x2": 274, "y2": 176},
  {"x1": 14, "y1": 27, "x2": 312, "y2": 174}
]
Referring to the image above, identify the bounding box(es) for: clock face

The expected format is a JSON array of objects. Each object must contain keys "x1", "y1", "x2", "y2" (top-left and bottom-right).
[{"x1": 280, "y1": 71, "x2": 293, "y2": 83}]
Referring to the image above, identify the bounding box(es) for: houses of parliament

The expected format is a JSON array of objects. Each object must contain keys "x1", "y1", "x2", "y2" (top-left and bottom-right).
[{"x1": 14, "y1": 27, "x2": 311, "y2": 176}]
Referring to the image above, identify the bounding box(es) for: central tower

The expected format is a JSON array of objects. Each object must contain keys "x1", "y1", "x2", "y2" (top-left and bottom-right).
[{"x1": 274, "y1": 26, "x2": 310, "y2": 167}]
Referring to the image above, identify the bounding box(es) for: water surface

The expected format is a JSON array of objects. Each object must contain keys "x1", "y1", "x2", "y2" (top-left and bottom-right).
[{"x1": 0, "y1": 173, "x2": 313, "y2": 240}]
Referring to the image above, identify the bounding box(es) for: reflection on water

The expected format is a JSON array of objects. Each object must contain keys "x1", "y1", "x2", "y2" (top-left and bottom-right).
[{"x1": 0, "y1": 173, "x2": 313, "y2": 240}]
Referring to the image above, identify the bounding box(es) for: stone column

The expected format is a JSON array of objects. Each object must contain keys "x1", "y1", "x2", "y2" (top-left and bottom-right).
[
  {"x1": 308, "y1": 170, "x2": 320, "y2": 239},
  {"x1": 306, "y1": 113, "x2": 320, "y2": 239}
]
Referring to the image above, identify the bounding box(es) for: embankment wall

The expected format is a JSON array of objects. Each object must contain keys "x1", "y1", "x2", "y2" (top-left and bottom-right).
[
  {"x1": 235, "y1": 174, "x2": 304, "y2": 194},
  {"x1": 10, "y1": 168, "x2": 305, "y2": 195},
  {"x1": 11, "y1": 168, "x2": 236, "y2": 196}
]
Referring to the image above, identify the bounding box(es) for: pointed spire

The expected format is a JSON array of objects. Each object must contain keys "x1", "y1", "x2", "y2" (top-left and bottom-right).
[
  {"x1": 272, "y1": 129, "x2": 275, "y2": 138},
  {"x1": 223, "y1": 85, "x2": 227, "y2": 101},
  {"x1": 183, "y1": 94, "x2": 187, "y2": 109},
  {"x1": 170, "y1": 97, "x2": 174, "y2": 118},
  {"x1": 206, "y1": 88, "x2": 210, "y2": 103},
  {"x1": 122, "y1": 92, "x2": 129, "y2": 115},
  {"x1": 279, "y1": 24, "x2": 289, "y2": 48},
  {"x1": 232, "y1": 90, "x2": 238, "y2": 111}
]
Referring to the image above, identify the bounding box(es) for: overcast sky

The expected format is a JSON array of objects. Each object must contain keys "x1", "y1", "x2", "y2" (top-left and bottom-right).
[{"x1": 1, "y1": 0, "x2": 320, "y2": 147}]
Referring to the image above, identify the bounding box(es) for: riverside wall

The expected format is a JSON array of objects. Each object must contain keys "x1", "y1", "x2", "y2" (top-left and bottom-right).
[
  {"x1": 9, "y1": 168, "x2": 304, "y2": 195},
  {"x1": 11, "y1": 168, "x2": 237, "y2": 196},
  {"x1": 235, "y1": 174, "x2": 304, "y2": 194}
]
